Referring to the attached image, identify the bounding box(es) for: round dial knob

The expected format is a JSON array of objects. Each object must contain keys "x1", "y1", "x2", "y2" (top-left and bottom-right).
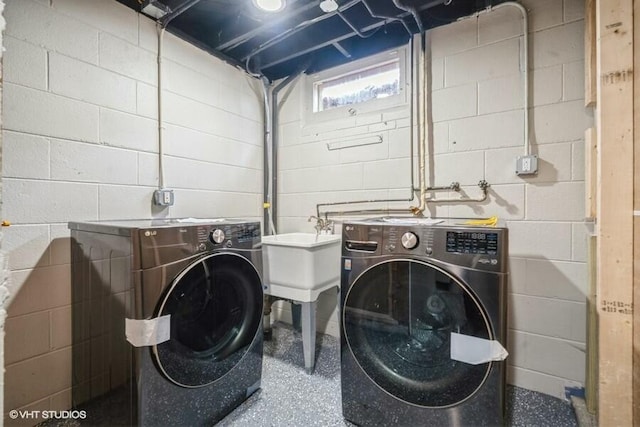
[
  {"x1": 401, "y1": 232, "x2": 419, "y2": 250},
  {"x1": 210, "y1": 229, "x2": 225, "y2": 244}
]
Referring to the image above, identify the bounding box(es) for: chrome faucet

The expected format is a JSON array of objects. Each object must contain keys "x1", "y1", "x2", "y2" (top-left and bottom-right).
[{"x1": 308, "y1": 215, "x2": 334, "y2": 234}]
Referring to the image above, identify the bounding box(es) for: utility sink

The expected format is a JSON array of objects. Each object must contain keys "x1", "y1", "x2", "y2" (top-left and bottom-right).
[
  {"x1": 262, "y1": 233, "x2": 341, "y2": 302},
  {"x1": 262, "y1": 232, "x2": 342, "y2": 373}
]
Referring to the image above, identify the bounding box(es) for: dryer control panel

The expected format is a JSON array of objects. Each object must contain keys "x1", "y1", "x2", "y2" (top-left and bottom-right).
[
  {"x1": 138, "y1": 220, "x2": 261, "y2": 269},
  {"x1": 342, "y1": 220, "x2": 508, "y2": 273},
  {"x1": 446, "y1": 231, "x2": 498, "y2": 255}
]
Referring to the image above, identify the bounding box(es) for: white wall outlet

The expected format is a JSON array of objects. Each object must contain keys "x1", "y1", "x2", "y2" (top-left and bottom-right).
[
  {"x1": 516, "y1": 155, "x2": 538, "y2": 176},
  {"x1": 153, "y1": 189, "x2": 175, "y2": 206}
]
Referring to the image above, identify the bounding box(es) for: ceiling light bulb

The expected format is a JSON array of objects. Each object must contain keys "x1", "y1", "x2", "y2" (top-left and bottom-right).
[
  {"x1": 253, "y1": 0, "x2": 286, "y2": 12},
  {"x1": 319, "y1": 0, "x2": 339, "y2": 13}
]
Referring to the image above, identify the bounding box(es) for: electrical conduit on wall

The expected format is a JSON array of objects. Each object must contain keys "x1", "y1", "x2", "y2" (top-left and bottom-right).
[{"x1": 314, "y1": 2, "x2": 530, "y2": 219}]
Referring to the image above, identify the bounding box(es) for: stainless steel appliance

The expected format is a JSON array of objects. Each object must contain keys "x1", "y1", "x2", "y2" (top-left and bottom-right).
[
  {"x1": 340, "y1": 218, "x2": 508, "y2": 426},
  {"x1": 68, "y1": 218, "x2": 263, "y2": 426}
]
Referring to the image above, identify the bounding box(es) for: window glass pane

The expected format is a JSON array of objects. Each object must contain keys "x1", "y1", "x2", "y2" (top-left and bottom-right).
[{"x1": 315, "y1": 60, "x2": 400, "y2": 112}]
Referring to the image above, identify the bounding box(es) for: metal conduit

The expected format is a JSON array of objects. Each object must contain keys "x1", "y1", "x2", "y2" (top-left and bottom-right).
[
  {"x1": 314, "y1": 34, "x2": 420, "y2": 220},
  {"x1": 243, "y1": 0, "x2": 363, "y2": 65},
  {"x1": 154, "y1": 0, "x2": 203, "y2": 192},
  {"x1": 314, "y1": 1, "x2": 519, "y2": 219}
]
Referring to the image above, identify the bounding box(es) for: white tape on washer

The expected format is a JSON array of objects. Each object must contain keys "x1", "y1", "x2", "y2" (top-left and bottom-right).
[
  {"x1": 450, "y1": 332, "x2": 508, "y2": 365},
  {"x1": 125, "y1": 315, "x2": 171, "y2": 347}
]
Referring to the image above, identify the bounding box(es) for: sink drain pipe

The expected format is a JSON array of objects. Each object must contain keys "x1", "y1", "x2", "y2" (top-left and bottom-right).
[{"x1": 262, "y1": 65, "x2": 308, "y2": 339}]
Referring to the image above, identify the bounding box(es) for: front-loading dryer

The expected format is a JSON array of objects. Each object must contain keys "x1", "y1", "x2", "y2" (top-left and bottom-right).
[
  {"x1": 68, "y1": 218, "x2": 263, "y2": 426},
  {"x1": 340, "y1": 218, "x2": 508, "y2": 426}
]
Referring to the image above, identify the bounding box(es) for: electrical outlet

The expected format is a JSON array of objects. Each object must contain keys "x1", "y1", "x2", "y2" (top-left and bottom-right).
[
  {"x1": 153, "y1": 189, "x2": 175, "y2": 206},
  {"x1": 516, "y1": 155, "x2": 538, "y2": 176}
]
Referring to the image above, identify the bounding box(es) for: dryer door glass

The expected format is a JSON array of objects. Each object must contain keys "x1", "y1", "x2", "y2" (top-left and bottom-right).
[
  {"x1": 153, "y1": 252, "x2": 263, "y2": 388},
  {"x1": 343, "y1": 259, "x2": 492, "y2": 407}
]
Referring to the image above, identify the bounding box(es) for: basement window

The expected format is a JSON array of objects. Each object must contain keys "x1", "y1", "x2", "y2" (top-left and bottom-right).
[
  {"x1": 314, "y1": 60, "x2": 400, "y2": 112},
  {"x1": 304, "y1": 47, "x2": 408, "y2": 124}
]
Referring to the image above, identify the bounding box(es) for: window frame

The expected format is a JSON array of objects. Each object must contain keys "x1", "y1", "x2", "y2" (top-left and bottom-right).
[{"x1": 302, "y1": 46, "x2": 409, "y2": 125}]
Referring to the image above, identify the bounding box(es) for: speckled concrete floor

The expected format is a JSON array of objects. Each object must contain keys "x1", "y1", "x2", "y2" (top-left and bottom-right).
[
  {"x1": 220, "y1": 322, "x2": 579, "y2": 427},
  {"x1": 38, "y1": 322, "x2": 579, "y2": 427}
]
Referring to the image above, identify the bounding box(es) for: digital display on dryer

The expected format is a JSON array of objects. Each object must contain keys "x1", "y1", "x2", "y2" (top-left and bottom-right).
[
  {"x1": 237, "y1": 225, "x2": 260, "y2": 243},
  {"x1": 446, "y1": 231, "x2": 498, "y2": 255}
]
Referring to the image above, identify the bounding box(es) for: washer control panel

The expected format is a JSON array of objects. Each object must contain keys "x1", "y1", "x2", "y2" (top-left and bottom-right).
[
  {"x1": 205, "y1": 223, "x2": 260, "y2": 248},
  {"x1": 342, "y1": 220, "x2": 507, "y2": 273},
  {"x1": 446, "y1": 231, "x2": 498, "y2": 255}
]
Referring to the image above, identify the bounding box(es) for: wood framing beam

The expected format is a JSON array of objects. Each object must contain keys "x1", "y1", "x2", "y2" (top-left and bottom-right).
[
  {"x1": 586, "y1": 0, "x2": 596, "y2": 107},
  {"x1": 634, "y1": 0, "x2": 640, "y2": 422},
  {"x1": 585, "y1": 127, "x2": 597, "y2": 219},
  {"x1": 596, "y1": 0, "x2": 634, "y2": 425}
]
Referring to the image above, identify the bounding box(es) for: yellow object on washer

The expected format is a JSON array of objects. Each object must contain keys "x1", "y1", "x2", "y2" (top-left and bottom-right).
[{"x1": 463, "y1": 216, "x2": 498, "y2": 227}]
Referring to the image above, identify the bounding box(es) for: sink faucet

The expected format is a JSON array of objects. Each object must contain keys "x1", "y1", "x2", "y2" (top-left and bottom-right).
[{"x1": 308, "y1": 215, "x2": 334, "y2": 234}]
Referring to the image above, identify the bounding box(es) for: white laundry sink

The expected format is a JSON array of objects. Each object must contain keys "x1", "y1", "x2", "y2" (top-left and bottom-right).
[{"x1": 262, "y1": 233, "x2": 341, "y2": 302}]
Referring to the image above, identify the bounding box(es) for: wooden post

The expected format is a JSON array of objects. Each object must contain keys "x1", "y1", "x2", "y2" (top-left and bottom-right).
[
  {"x1": 585, "y1": 128, "x2": 597, "y2": 219},
  {"x1": 634, "y1": 0, "x2": 640, "y2": 422},
  {"x1": 596, "y1": 0, "x2": 634, "y2": 425},
  {"x1": 585, "y1": 0, "x2": 597, "y2": 107}
]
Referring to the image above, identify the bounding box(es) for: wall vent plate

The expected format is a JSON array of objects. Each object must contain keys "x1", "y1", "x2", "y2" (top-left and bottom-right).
[{"x1": 516, "y1": 155, "x2": 538, "y2": 176}]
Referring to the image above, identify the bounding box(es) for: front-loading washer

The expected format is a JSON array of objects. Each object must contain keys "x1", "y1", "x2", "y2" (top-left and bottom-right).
[
  {"x1": 68, "y1": 218, "x2": 263, "y2": 426},
  {"x1": 340, "y1": 218, "x2": 508, "y2": 426}
]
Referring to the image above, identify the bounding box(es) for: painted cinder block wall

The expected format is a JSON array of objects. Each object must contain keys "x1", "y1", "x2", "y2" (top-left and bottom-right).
[
  {"x1": 276, "y1": 0, "x2": 591, "y2": 399},
  {"x1": 1, "y1": 0, "x2": 263, "y2": 423},
  {"x1": 1, "y1": 0, "x2": 590, "y2": 422},
  {"x1": 0, "y1": 0, "x2": 7, "y2": 421}
]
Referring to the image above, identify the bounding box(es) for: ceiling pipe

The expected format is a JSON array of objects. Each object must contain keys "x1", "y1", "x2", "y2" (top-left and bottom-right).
[
  {"x1": 336, "y1": 10, "x2": 380, "y2": 38},
  {"x1": 217, "y1": 0, "x2": 319, "y2": 51},
  {"x1": 243, "y1": 0, "x2": 363, "y2": 64},
  {"x1": 161, "y1": 0, "x2": 203, "y2": 26},
  {"x1": 391, "y1": 0, "x2": 425, "y2": 33},
  {"x1": 361, "y1": 0, "x2": 412, "y2": 35},
  {"x1": 258, "y1": 18, "x2": 407, "y2": 71},
  {"x1": 250, "y1": 0, "x2": 451, "y2": 74}
]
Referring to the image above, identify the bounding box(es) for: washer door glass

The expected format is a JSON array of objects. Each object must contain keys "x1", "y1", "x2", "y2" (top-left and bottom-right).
[
  {"x1": 343, "y1": 259, "x2": 492, "y2": 407},
  {"x1": 153, "y1": 252, "x2": 262, "y2": 388}
]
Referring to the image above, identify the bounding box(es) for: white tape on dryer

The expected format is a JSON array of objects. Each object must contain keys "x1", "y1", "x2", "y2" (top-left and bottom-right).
[
  {"x1": 125, "y1": 315, "x2": 171, "y2": 347},
  {"x1": 450, "y1": 332, "x2": 508, "y2": 365}
]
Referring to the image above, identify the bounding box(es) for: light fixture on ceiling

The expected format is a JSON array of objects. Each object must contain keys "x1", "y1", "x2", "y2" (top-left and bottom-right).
[
  {"x1": 140, "y1": 0, "x2": 171, "y2": 19},
  {"x1": 253, "y1": 0, "x2": 286, "y2": 13},
  {"x1": 319, "y1": 0, "x2": 339, "y2": 13}
]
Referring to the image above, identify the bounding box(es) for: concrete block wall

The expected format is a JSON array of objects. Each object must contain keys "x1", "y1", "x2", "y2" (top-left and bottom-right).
[
  {"x1": 0, "y1": 0, "x2": 6, "y2": 420},
  {"x1": 2, "y1": 0, "x2": 262, "y2": 424},
  {"x1": 276, "y1": 0, "x2": 590, "y2": 399}
]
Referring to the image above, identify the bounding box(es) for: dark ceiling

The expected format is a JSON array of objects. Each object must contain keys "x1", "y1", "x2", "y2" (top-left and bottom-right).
[{"x1": 117, "y1": 0, "x2": 504, "y2": 81}]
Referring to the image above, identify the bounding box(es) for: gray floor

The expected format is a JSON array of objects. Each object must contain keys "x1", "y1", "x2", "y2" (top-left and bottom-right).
[
  {"x1": 220, "y1": 322, "x2": 579, "y2": 427},
  {"x1": 38, "y1": 322, "x2": 579, "y2": 427}
]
